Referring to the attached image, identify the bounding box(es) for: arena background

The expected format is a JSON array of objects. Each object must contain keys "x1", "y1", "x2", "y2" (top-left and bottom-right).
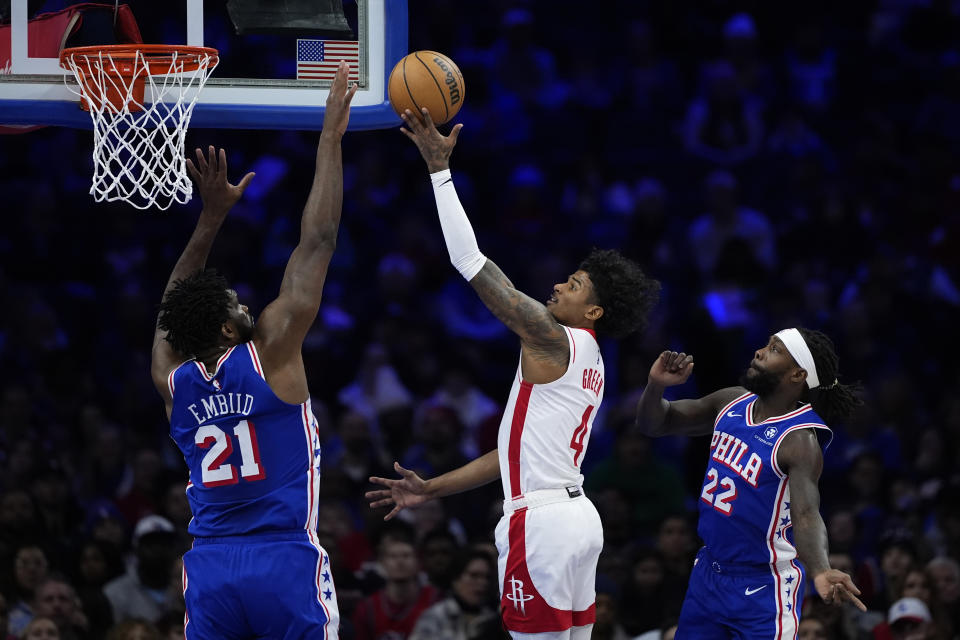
[{"x1": 1, "y1": 1, "x2": 959, "y2": 639}]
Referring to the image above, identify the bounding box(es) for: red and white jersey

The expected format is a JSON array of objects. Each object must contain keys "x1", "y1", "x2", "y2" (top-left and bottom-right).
[{"x1": 497, "y1": 326, "x2": 604, "y2": 499}]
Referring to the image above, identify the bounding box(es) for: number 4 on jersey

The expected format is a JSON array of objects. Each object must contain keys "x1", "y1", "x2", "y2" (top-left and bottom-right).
[
  {"x1": 195, "y1": 420, "x2": 266, "y2": 487},
  {"x1": 569, "y1": 406, "x2": 595, "y2": 466}
]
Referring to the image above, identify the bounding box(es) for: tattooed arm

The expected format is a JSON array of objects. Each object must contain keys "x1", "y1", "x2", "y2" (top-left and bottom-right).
[
  {"x1": 400, "y1": 107, "x2": 569, "y2": 383},
  {"x1": 469, "y1": 260, "x2": 570, "y2": 382}
]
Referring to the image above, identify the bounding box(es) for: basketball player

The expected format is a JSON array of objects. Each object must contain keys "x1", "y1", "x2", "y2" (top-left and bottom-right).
[
  {"x1": 366, "y1": 108, "x2": 661, "y2": 640},
  {"x1": 149, "y1": 62, "x2": 356, "y2": 639},
  {"x1": 635, "y1": 329, "x2": 867, "y2": 639}
]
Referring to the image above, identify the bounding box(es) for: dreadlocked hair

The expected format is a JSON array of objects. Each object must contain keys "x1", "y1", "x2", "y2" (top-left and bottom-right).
[
  {"x1": 579, "y1": 249, "x2": 661, "y2": 339},
  {"x1": 157, "y1": 269, "x2": 231, "y2": 358},
  {"x1": 797, "y1": 327, "x2": 863, "y2": 424}
]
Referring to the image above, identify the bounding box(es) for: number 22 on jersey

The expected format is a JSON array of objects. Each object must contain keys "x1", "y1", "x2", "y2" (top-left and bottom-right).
[
  {"x1": 195, "y1": 420, "x2": 266, "y2": 487},
  {"x1": 701, "y1": 467, "x2": 738, "y2": 514}
]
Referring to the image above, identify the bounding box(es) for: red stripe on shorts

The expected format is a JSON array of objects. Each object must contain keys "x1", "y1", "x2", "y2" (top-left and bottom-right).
[{"x1": 500, "y1": 509, "x2": 596, "y2": 632}]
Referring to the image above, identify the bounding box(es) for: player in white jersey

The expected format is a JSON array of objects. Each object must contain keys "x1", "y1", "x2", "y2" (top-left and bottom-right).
[{"x1": 366, "y1": 108, "x2": 661, "y2": 640}]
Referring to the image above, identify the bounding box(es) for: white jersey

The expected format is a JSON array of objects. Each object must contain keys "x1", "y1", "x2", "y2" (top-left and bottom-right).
[{"x1": 497, "y1": 326, "x2": 604, "y2": 499}]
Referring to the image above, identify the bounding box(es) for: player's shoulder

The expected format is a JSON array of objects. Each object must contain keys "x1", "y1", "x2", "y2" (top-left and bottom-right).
[
  {"x1": 563, "y1": 326, "x2": 602, "y2": 363},
  {"x1": 710, "y1": 386, "x2": 752, "y2": 413},
  {"x1": 799, "y1": 405, "x2": 828, "y2": 427},
  {"x1": 565, "y1": 325, "x2": 599, "y2": 345}
]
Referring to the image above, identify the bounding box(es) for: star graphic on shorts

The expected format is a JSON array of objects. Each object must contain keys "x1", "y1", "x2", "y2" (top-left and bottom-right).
[
  {"x1": 780, "y1": 516, "x2": 790, "y2": 527},
  {"x1": 786, "y1": 588, "x2": 791, "y2": 596},
  {"x1": 784, "y1": 501, "x2": 790, "y2": 510},
  {"x1": 323, "y1": 556, "x2": 330, "y2": 566},
  {"x1": 322, "y1": 571, "x2": 331, "y2": 583},
  {"x1": 323, "y1": 589, "x2": 333, "y2": 600},
  {"x1": 776, "y1": 530, "x2": 782, "y2": 539},
  {"x1": 786, "y1": 602, "x2": 792, "y2": 612},
  {"x1": 785, "y1": 575, "x2": 795, "y2": 584}
]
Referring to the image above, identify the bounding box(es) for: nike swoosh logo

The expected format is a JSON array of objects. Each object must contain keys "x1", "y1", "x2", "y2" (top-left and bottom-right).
[
  {"x1": 727, "y1": 411, "x2": 742, "y2": 417},
  {"x1": 438, "y1": 178, "x2": 453, "y2": 187},
  {"x1": 744, "y1": 585, "x2": 768, "y2": 596}
]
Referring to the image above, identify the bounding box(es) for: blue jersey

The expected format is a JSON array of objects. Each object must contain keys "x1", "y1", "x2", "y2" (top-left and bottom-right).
[
  {"x1": 697, "y1": 392, "x2": 832, "y2": 567},
  {"x1": 167, "y1": 342, "x2": 322, "y2": 538}
]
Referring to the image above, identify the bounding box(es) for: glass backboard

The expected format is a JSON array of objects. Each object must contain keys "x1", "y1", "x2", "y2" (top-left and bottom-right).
[{"x1": 0, "y1": 0, "x2": 407, "y2": 130}]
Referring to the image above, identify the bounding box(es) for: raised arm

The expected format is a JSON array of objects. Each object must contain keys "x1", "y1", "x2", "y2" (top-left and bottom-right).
[
  {"x1": 151, "y1": 146, "x2": 255, "y2": 404},
  {"x1": 779, "y1": 429, "x2": 866, "y2": 611},
  {"x1": 366, "y1": 449, "x2": 500, "y2": 521},
  {"x1": 401, "y1": 108, "x2": 569, "y2": 380},
  {"x1": 635, "y1": 350, "x2": 744, "y2": 437},
  {"x1": 253, "y1": 62, "x2": 356, "y2": 382}
]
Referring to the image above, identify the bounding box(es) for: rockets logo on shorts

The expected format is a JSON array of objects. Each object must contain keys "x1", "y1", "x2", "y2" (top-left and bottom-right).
[{"x1": 506, "y1": 576, "x2": 535, "y2": 614}]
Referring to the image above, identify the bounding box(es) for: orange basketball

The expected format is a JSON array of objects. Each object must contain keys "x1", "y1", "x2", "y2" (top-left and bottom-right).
[{"x1": 388, "y1": 50, "x2": 465, "y2": 125}]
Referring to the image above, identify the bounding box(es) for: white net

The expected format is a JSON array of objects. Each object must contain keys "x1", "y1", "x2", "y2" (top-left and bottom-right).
[{"x1": 62, "y1": 47, "x2": 219, "y2": 211}]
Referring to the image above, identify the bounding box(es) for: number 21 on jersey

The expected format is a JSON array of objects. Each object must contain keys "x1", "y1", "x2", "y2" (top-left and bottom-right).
[
  {"x1": 195, "y1": 420, "x2": 266, "y2": 487},
  {"x1": 701, "y1": 467, "x2": 738, "y2": 514}
]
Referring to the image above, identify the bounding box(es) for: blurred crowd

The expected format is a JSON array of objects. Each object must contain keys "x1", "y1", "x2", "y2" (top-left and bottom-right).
[{"x1": 2, "y1": 1, "x2": 960, "y2": 639}]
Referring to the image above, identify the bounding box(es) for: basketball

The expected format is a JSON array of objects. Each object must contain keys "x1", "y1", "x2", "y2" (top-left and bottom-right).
[{"x1": 388, "y1": 50, "x2": 465, "y2": 125}]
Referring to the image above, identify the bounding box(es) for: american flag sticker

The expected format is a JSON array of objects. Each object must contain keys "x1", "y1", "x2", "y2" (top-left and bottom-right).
[{"x1": 296, "y1": 39, "x2": 360, "y2": 80}]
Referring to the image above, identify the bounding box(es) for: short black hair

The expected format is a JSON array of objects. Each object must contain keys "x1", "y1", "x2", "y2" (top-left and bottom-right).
[
  {"x1": 579, "y1": 249, "x2": 661, "y2": 338},
  {"x1": 451, "y1": 549, "x2": 495, "y2": 581},
  {"x1": 419, "y1": 526, "x2": 459, "y2": 550},
  {"x1": 157, "y1": 269, "x2": 231, "y2": 357},
  {"x1": 797, "y1": 328, "x2": 863, "y2": 424},
  {"x1": 374, "y1": 519, "x2": 416, "y2": 552}
]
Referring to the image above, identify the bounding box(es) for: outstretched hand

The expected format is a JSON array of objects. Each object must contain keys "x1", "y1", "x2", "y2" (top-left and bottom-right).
[
  {"x1": 366, "y1": 462, "x2": 432, "y2": 521},
  {"x1": 400, "y1": 108, "x2": 463, "y2": 173},
  {"x1": 648, "y1": 350, "x2": 695, "y2": 387},
  {"x1": 185, "y1": 146, "x2": 255, "y2": 216},
  {"x1": 323, "y1": 61, "x2": 358, "y2": 136},
  {"x1": 814, "y1": 569, "x2": 867, "y2": 612}
]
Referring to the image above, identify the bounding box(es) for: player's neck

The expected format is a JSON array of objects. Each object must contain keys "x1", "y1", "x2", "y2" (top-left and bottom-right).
[
  {"x1": 751, "y1": 392, "x2": 800, "y2": 423},
  {"x1": 196, "y1": 344, "x2": 230, "y2": 371}
]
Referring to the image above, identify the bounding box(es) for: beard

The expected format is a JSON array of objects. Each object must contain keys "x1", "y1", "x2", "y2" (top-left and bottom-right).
[
  {"x1": 739, "y1": 366, "x2": 781, "y2": 397},
  {"x1": 236, "y1": 318, "x2": 255, "y2": 343}
]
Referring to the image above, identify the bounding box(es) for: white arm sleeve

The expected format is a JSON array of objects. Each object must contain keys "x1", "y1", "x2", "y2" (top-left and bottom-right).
[{"x1": 430, "y1": 169, "x2": 487, "y2": 281}]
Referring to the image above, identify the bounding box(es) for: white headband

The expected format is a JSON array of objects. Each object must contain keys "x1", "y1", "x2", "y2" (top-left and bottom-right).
[{"x1": 775, "y1": 328, "x2": 820, "y2": 389}]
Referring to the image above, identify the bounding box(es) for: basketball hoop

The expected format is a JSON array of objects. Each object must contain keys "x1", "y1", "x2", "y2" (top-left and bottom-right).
[{"x1": 60, "y1": 45, "x2": 219, "y2": 211}]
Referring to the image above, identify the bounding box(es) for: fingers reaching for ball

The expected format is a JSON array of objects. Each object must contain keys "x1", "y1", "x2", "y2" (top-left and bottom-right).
[{"x1": 388, "y1": 50, "x2": 465, "y2": 125}]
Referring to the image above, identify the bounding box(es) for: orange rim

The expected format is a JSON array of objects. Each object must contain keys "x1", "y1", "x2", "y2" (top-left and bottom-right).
[{"x1": 60, "y1": 44, "x2": 219, "y2": 75}]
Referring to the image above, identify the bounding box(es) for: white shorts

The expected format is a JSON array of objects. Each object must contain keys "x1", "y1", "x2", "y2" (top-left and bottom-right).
[{"x1": 494, "y1": 487, "x2": 603, "y2": 634}]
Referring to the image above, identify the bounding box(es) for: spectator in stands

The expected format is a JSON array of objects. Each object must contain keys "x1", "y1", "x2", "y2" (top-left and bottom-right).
[
  {"x1": 102, "y1": 517, "x2": 181, "y2": 625},
  {"x1": 19, "y1": 616, "x2": 59, "y2": 640},
  {"x1": 352, "y1": 527, "x2": 438, "y2": 640},
  {"x1": 5, "y1": 546, "x2": 49, "y2": 636},
  {"x1": 31, "y1": 575, "x2": 88, "y2": 640},
  {"x1": 104, "y1": 619, "x2": 160, "y2": 640},
  {"x1": 408, "y1": 550, "x2": 500, "y2": 640},
  {"x1": 418, "y1": 527, "x2": 461, "y2": 593}
]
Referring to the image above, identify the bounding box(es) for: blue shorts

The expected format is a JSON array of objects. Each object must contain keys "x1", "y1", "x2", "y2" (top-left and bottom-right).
[
  {"x1": 675, "y1": 548, "x2": 805, "y2": 640},
  {"x1": 182, "y1": 531, "x2": 340, "y2": 640}
]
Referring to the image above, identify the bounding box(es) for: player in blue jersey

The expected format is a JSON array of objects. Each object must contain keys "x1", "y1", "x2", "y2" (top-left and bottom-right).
[
  {"x1": 635, "y1": 328, "x2": 867, "y2": 640},
  {"x1": 149, "y1": 62, "x2": 356, "y2": 639}
]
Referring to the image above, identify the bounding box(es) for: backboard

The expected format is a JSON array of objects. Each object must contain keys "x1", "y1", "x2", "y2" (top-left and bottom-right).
[{"x1": 0, "y1": 0, "x2": 407, "y2": 130}]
